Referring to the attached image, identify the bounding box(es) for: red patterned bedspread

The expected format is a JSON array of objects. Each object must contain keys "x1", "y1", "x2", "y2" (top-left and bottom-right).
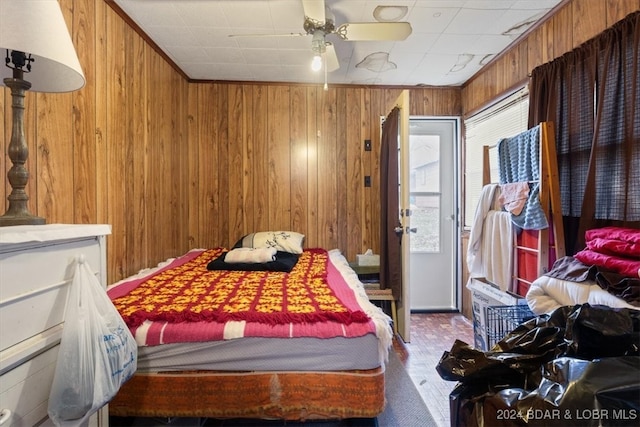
[{"x1": 108, "y1": 248, "x2": 377, "y2": 346}]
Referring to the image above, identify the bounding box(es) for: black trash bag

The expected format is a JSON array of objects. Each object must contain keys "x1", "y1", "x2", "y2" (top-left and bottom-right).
[
  {"x1": 451, "y1": 356, "x2": 640, "y2": 427},
  {"x1": 493, "y1": 304, "x2": 639, "y2": 359},
  {"x1": 436, "y1": 339, "x2": 543, "y2": 384},
  {"x1": 563, "y1": 304, "x2": 638, "y2": 358},
  {"x1": 437, "y1": 304, "x2": 640, "y2": 427}
]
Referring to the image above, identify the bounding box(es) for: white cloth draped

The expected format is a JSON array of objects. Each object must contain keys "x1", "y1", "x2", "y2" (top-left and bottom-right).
[
  {"x1": 467, "y1": 184, "x2": 515, "y2": 292},
  {"x1": 482, "y1": 211, "x2": 515, "y2": 292}
]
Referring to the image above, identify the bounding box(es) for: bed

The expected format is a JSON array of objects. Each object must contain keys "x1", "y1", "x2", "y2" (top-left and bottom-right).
[
  {"x1": 106, "y1": 233, "x2": 393, "y2": 421},
  {"x1": 526, "y1": 226, "x2": 640, "y2": 315}
]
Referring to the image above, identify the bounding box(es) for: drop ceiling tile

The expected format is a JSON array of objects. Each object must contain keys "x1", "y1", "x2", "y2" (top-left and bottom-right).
[
  {"x1": 220, "y1": 1, "x2": 273, "y2": 28},
  {"x1": 410, "y1": 53, "x2": 465, "y2": 83},
  {"x1": 386, "y1": 52, "x2": 426, "y2": 70},
  {"x1": 144, "y1": 26, "x2": 200, "y2": 47},
  {"x1": 276, "y1": 36, "x2": 313, "y2": 50},
  {"x1": 446, "y1": 8, "x2": 510, "y2": 35},
  {"x1": 267, "y1": 0, "x2": 306, "y2": 28},
  {"x1": 242, "y1": 48, "x2": 287, "y2": 65},
  {"x1": 174, "y1": 1, "x2": 228, "y2": 27},
  {"x1": 331, "y1": 0, "x2": 368, "y2": 22},
  {"x1": 121, "y1": 1, "x2": 184, "y2": 27},
  {"x1": 429, "y1": 34, "x2": 484, "y2": 54},
  {"x1": 111, "y1": 0, "x2": 564, "y2": 86},
  {"x1": 201, "y1": 47, "x2": 246, "y2": 63},
  {"x1": 463, "y1": 0, "x2": 517, "y2": 8},
  {"x1": 466, "y1": 34, "x2": 513, "y2": 54},
  {"x1": 393, "y1": 32, "x2": 440, "y2": 54},
  {"x1": 406, "y1": 6, "x2": 459, "y2": 34},
  {"x1": 233, "y1": 33, "x2": 285, "y2": 49},
  {"x1": 498, "y1": 9, "x2": 549, "y2": 36},
  {"x1": 511, "y1": 0, "x2": 563, "y2": 9},
  {"x1": 413, "y1": 0, "x2": 467, "y2": 6},
  {"x1": 278, "y1": 49, "x2": 318, "y2": 66},
  {"x1": 194, "y1": 27, "x2": 239, "y2": 48},
  {"x1": 165, "y1": 46, "x2": 210, "y2": 63}
]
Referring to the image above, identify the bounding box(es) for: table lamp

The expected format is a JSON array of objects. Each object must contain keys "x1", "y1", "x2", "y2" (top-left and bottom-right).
[{"x1": 0, "y1": 0, "x2": 85, "y2": 226}]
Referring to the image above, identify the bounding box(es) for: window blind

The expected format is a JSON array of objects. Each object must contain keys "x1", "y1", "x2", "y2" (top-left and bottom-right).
[{"x1": 464, "y1": 86, "x2": 529, "y2": 228}]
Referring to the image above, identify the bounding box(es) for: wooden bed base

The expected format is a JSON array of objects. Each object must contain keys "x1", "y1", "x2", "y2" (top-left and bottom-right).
[{"x1": 109, "y1": 367, "x2": 386, "y2": 421}]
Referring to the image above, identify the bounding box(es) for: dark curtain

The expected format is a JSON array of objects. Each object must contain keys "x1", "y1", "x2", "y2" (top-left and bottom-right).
[
  {"x1": 529, "y1": 11, "x2": 640, "y2": 254},
  {"x1": 380, "y1": 107, "x2": 402, "y2": 301}
]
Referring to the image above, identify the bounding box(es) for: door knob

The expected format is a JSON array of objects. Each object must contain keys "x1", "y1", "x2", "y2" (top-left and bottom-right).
[{"x1": 394, "y1": 226, "x2": 417, "y2": 235}]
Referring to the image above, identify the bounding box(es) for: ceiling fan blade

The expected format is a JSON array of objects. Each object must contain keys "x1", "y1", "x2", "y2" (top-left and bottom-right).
[
  {"x1": 228, "y1": 32, "x2": 306, "y2": 38},
  {"x1": 335, "y1": 22, "x2": 412, "y2": 41},
  {"x1": 324, "y1": 43, "x2": 339, "y2": 72},
  {"x1": 302, "y1": 0, "x2": 326, "y2": 25}
]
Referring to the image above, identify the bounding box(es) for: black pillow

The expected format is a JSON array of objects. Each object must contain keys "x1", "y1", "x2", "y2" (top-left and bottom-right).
[{"x1": 207, "y1": 251, "x2": 300, "y2": 273}]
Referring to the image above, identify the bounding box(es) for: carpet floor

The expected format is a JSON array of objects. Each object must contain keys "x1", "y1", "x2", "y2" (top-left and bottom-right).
[
  {"x1": 377, "y1": 350, "x2": 438, "y2": 427},
  {"x1": 109, "y1": 350, "x2": 436, "y2": 427}
]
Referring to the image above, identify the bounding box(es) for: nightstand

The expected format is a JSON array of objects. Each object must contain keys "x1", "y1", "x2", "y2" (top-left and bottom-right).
[{"x1": 349, "y1": 263, "x2": 397, "y2": 335}]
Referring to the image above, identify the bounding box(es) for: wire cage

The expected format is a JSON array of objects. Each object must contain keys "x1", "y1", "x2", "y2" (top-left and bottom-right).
[{"x1": 486, "y1": 304, "x2": 536, "y2": 349}]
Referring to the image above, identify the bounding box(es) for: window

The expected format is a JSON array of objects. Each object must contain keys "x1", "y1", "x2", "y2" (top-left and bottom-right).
[
  {"x1": 409, "y1": 132, "x2": 441, "y2": 252},
  {"x1": 463, "y1": 87, "x2": 529, "y2": 228}
]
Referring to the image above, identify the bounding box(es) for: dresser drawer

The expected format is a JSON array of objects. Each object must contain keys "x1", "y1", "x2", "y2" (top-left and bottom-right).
[
  {"x1": 0, "y1": 225, "x2": 110, "y2": 427},
  {"x1": 0, "y1": 237, "x2": 103, "y2": 354},
  {"x1": 0, "y1": 344, "x2": 59, "y2": 427}
]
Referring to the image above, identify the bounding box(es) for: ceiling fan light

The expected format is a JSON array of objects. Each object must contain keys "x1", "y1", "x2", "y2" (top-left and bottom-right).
[{"x1": 311, "y1": 54, "x2": 323, "y2": 72}]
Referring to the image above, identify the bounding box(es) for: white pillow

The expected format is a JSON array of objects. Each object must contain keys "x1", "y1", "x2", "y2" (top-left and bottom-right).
[{"x1": 235, "y1": 231, "x2": 305, "y2": 254}]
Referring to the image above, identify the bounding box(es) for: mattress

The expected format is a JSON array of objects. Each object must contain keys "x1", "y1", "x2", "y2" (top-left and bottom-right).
[
  {"x1": 136, "y1": 334, "x2": 379, "y2": 371},
  {"x1": 108, "y1": 248, "x2": 392, "y2": 372}
]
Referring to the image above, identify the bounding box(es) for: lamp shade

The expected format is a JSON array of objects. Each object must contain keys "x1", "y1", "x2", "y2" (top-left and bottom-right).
[{"x1": 0, "y1": 0, "x2": 85, "y2": 92}]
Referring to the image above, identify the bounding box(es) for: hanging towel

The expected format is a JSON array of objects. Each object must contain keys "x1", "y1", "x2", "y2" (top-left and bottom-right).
[
  {"x1": 499, "y1": 182, "x2": 529, "y2": 215},
  {"x1": 497, "y1": 125, "x2": 549, "y2": 230},
  {"x1": 467, "y1": 184, "x2": 500, "y2": 278},
  {"x1": 482, "y1": 210, "x2": 516, "y2": 292}
]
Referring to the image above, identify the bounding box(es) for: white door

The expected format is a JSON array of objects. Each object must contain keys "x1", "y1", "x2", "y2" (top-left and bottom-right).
[{"x1": 406, "y1": 118, "x2": 459, "y2": 311}]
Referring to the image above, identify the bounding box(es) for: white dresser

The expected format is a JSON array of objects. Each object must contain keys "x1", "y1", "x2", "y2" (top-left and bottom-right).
[{"x1": 0, "y1": 224, "x2": 111, "y2": 427}]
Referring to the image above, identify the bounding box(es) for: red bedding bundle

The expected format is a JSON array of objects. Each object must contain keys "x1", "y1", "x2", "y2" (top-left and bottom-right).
[{"x1": 575, "y1": 226, "x2": 640, "y2": 278}]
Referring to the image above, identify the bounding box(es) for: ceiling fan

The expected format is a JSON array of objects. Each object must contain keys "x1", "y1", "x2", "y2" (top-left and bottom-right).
[{"x1": 229, "y1": 0, "x2": 412, "y2": 75}]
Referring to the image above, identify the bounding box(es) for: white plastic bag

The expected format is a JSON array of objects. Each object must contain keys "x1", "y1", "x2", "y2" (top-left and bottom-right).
[{"x1": 48, "y1": 255, "x2": 137, "y2": 426}]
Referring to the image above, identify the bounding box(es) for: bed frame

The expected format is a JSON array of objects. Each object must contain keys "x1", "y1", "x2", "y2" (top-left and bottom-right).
[{"x1": 108, "y1": 366, "x2": 385, "y2": 420}]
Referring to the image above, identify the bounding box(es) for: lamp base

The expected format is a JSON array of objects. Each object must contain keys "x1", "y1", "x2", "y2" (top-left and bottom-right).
[{"x1": 0, "y1": 213, "x2": 46, "y2": 227}]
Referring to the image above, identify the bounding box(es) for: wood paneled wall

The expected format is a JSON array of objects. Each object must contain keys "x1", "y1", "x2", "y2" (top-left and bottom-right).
[
  {"x1": 185, "y1": 84, "x2": 461, "y2": 261},
  {"x1": 1, "y1": 0, "x2": 636, "y2": 286}
]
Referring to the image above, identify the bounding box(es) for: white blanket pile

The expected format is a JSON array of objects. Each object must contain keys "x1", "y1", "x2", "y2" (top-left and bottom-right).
[{"x1": 526, "y1": 275, "x2": 639, "y2": 315}]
